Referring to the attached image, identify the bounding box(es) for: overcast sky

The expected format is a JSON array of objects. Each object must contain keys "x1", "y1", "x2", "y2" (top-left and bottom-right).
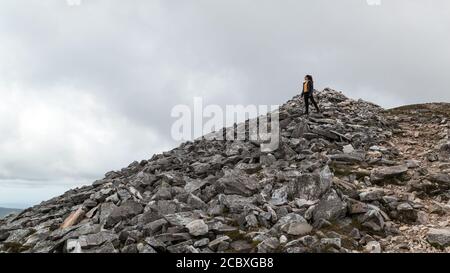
[{"x1": 1, "y1": 0, "x2": 449, "y2": 208}]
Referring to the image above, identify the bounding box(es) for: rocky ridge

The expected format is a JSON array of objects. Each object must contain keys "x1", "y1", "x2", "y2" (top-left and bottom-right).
[{"x1": 1, "y1": 88, "x2": 449, "y2": 253}]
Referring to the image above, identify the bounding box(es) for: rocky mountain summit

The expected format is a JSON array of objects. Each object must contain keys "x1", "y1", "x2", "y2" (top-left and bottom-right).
[{"x1": 1, "y1": 89, "x2": 449, "y2": 253}]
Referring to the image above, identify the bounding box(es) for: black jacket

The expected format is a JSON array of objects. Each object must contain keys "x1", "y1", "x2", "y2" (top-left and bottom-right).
[{"x1": 302, "y1": 80, "x2": 314, "y2": 95}]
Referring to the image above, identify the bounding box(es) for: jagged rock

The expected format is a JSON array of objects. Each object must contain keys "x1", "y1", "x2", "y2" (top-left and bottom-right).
[
  {"x1": 439, "y1": 142, "x2": 450, "y2": 160},
  {"x1": 184, "y1": 177, "x2": 208, "y2": 194},
  {"x1": 137, "y1": 243, "x2": 157, "y2": 253},
  {"x1": 105, "y1": 193, "x2": 119, "y2": 203},
  {"x1": 329, "y1": 153, "x2": 365, "y2": 164},
  {"x1": 270, "y1": 186, "x2": 288, "y2": 206},
  {"x1": 121, "y1": 244, "x2": 138, "y2": 253},
  {"x1": 245, "y1": 214, "x2": 259, "y2": 228},
  {"x1": 428, "y1": 173, "x2": 450, "y2": 189},
  {"x1": 260, "y1": 153, "x2": 277, "y2": 166},
  {"x1": 287, "y1": 166, "x2": 332, "y2": 201},
  {"x1": 79, "y1": 231, "x2": 119, "y2": 250},
  {"x1": 359, "y1": 188, "x2": 385, "y2": 202},
  {"x1": 343, "y1": 144, "x2": 355, "y2": 154},
  {"x1": 365, "y1": 241, "x2": 382, "y2": 253},
  {"x1": 70, "y1": 192, "x2": 92, "y2": 204},
  {"x1": 83, "y1": 199, "x2": 98, "y2": 209},
  {"x1": 105, "y1": 200, "x2": 143, "y2": 228},
  {"x1": 152, "y1": 186, "x2": 172, "y2": 200},
  {"x1": 225, "y1": 142, "x2": 249, "y2": 156},
  {"x1": 191, "y1": 162, "x2": 211, "y2": 175},
  {"x1": 145, "y1": 237, "x2": 167, "y2": 252},
  {"x1": 99, "y1": 202, "x2": 118, "y2": 224},
  {"x1": 350, "y1": 228, "x2": 361, "y2": 240},
  {"x1": 405, "y1": 159, "x2": 421, "y2": 168},
  {"x1": 194, "y1": 238, "x2": 209, "y2": 247},
  {"x1": 291, "y1": 121, "x2": 309, "y2": 138},
  {"x1": 143, "y1": 218, "x2": 168, "y2": 235},
  {"x1": 320, "y1": 238, "x2": 341, "y2": 250},
  {"x1": 4, "y1": 229, "x2": 33, "y2": 245},
  {"x1": 417, "y1": 211, "x2": 429, "y2": 225},
  {"x1": 185, "y1": 220, "x2": 209, "y2": 236},
  {"x1": 285, "y1": 235, "x2": 316, "y2": 249},
  {"x1": 187, "y1": 194, "x2": 207, "y2": 210},
  {"x1": 92, "y1": 179, "x2": 108, "y2": 187},
  {"x1": 279, "y1": 235, "x2": 288, "y2": 244},
  {"x1": 257, "y1": 237, "x2": 280, "y2": 253},
  {"x1": 0, "y1": 230, "x2": 10, "y2": 241},
  {"x1": 314, "y1": 219, "x2": 332, "y2": 229},
  {"x1": 264, "y1": 204, "x2": 278, "y2": 223},
  {"x1": 427, "y1": 228, "x2": 450, "y2": 248},
  {"x1": 65, "y1": 239, "x2": 82, "y2": 253},
  {"x1": 286, "y1": 222, "x2": 313, "y2": 236},
  {"x1": 275, "y1": 213, "x2": 312, "y2": 236},
  {"x1": 235, "y1": 163, "x2": 262, "y2": 174},
  {"x1": 216, "y1": 168, "x2": 258, "y2": 197},
  {"x1": 358, "y1": 209, "x2": 385, "y2": 232},
  {"x1": 154, "y1": 233, "x2": 191, "y2": 244},
  {"x1": 117, "y1": 189, "x2": 132, "y2": 201},
  {"x1": 138, "y1": 208, "x2": 161, "y2": 225},
  {"x1": 208, "y1": 236, "x2": 231, "y2": 251},
  {"x1": 167, "y1": 240, "x2": 196, "y2": 253},
  {"x1": 304, "y1": 205, "x2": 316, "y2": 221},
  {"x1": 150, "y1": 200, "x2": 180, "y2": 215},
  {"x1": 164, "y1": 212, "x2": 197, "y2": 227},
  {"x1": 396, "y1": 203, "x2": 417, "y2": 222},
  {"x1": 312, "y1": 190, "x2": 347, "y2": 222},
  {"x1": 219, "y1": 194, "x2": 257, "y2": 213},
  {"x1": 370, "y1": 165, "x2": 408, "y2": 183},
  {"x1": 294, "y1": 198, "x2": 318, "y2": 209},
  {"x1": 230, "y1": 240, "x2": 253, "y2": 252}
]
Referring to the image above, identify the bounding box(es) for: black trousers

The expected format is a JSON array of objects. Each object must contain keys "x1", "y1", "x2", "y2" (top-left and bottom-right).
[{"x1": 304, "y1": 93, "x2": 319, "y2": 114}]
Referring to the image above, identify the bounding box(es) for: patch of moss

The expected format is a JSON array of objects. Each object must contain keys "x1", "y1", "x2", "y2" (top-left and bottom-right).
[
  {"x1": 224, "y1": 228, "x2": 265, "y2": 253},
  {"x1": 224, "y1": 230, "x2": 247, "y2": 241}
]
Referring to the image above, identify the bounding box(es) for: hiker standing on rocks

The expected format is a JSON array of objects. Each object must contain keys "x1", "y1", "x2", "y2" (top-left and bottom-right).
[{"x1": 301, "y1": 75, "x2": 320, "y2": 115}]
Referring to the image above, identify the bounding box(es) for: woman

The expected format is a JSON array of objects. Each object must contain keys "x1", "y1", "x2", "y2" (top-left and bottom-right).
[{"x1": 301, "y1": 75, "x2": 320, "y2": 115}]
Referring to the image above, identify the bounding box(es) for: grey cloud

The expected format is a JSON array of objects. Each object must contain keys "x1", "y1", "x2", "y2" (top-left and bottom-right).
[{"x1": 0, "y1": 0, "x2": 449, "y2": 206}]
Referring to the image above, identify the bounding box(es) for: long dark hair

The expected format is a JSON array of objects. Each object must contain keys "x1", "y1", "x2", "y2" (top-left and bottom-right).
[{"x1": 306, "y1": 75, "x2": 313, "y2": 82}]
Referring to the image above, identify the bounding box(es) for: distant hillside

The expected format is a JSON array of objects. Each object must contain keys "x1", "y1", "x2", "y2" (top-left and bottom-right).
[
  {"x1": 0, "y1": 207, "x2": 21, "y2": 218},
  {"x1": 387, "y1": 102, "x2": 450, "y2": 116}
]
